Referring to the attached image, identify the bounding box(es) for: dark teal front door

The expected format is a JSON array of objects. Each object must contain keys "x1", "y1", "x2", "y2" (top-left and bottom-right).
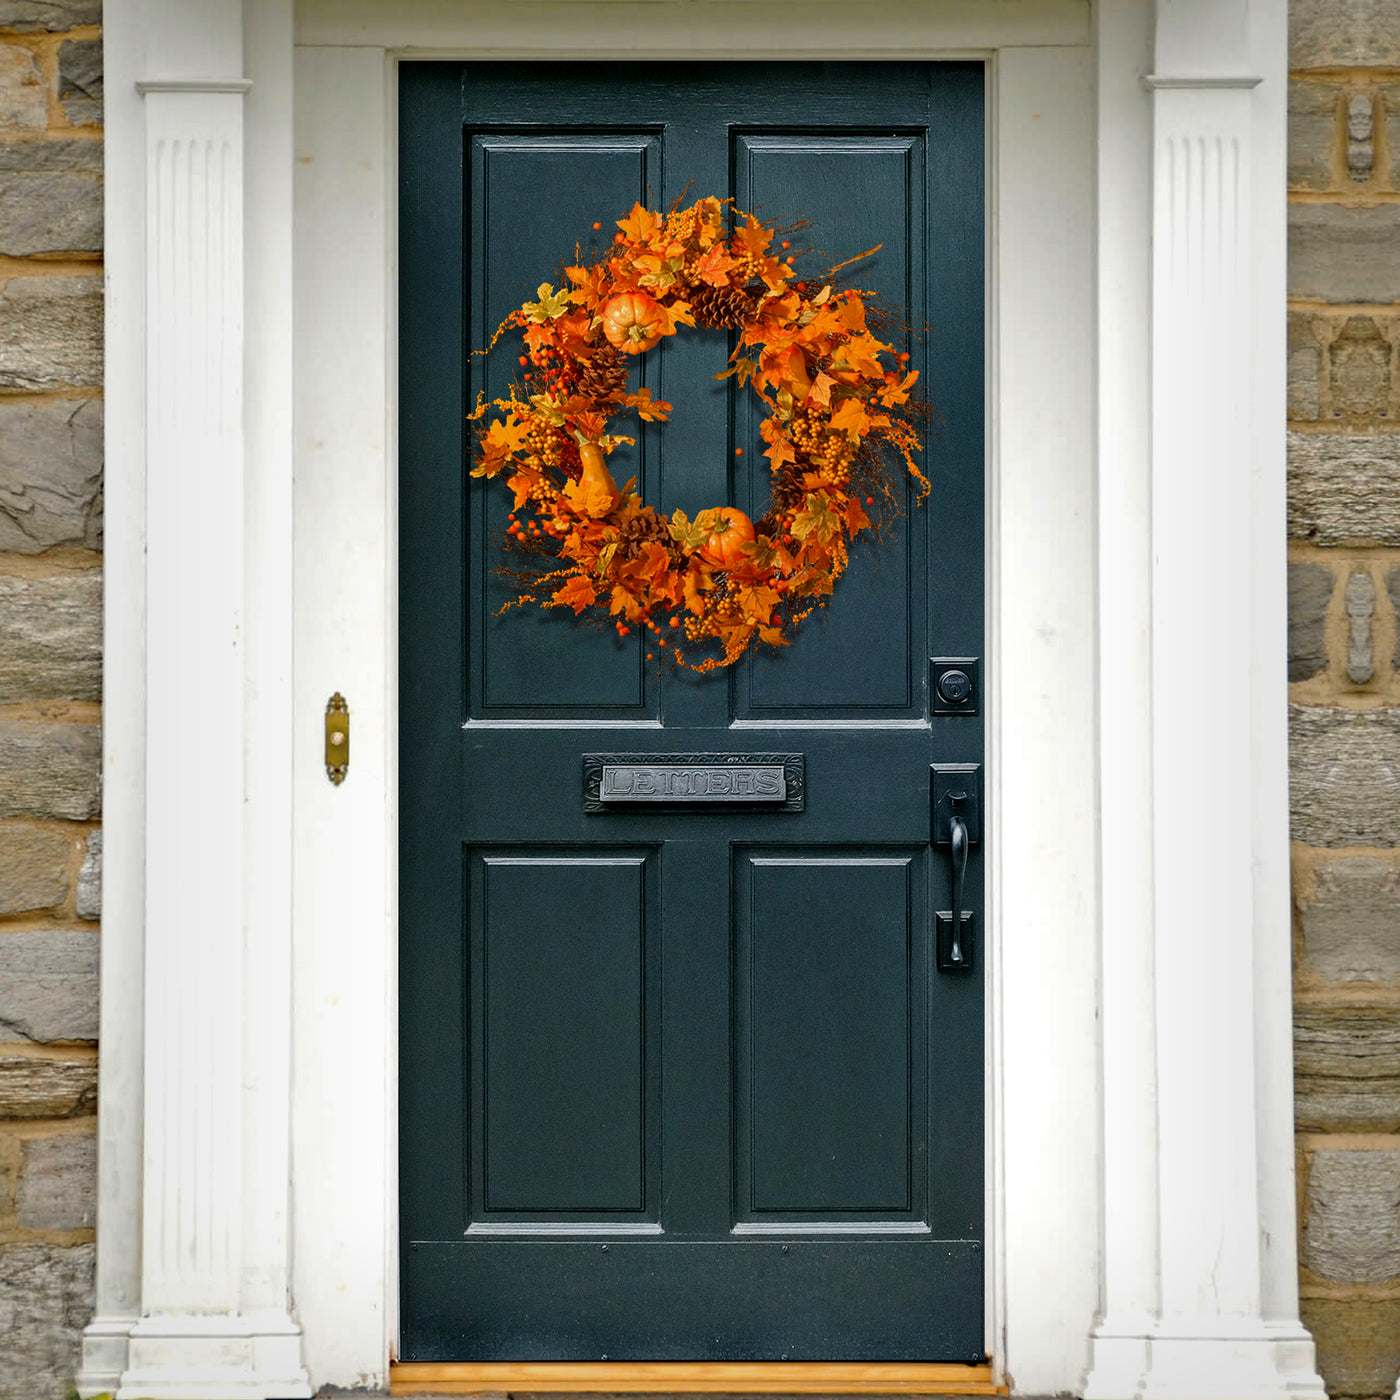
[{"x1": 399, "y1": 61, "x2": 985, "y2": 1363}]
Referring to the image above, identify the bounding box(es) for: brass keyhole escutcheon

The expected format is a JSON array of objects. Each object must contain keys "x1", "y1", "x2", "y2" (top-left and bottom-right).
[{"x1": 325, "y1": 693, "x2": 349, "y2": 785}]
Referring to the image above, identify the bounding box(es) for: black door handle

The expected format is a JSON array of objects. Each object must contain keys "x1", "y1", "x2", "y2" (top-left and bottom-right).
[
  {"x1": 932, "y1": 764, "x2": 980, "y2": 973},
  {"x1": 948, "y1": 798, "x2": 969, "y2": 967}
]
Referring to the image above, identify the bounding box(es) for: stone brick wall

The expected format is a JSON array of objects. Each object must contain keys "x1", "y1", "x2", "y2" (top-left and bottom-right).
[
  {"x1": 0, "y1": 2, "x2": 103, "y2": 1397},
  {"x1": 1, "y1": 2, "x2": 1398, "y2": 1397},
  {"x1": 1288, "y1": 3, "x2": 1400, "y2": 1396}
]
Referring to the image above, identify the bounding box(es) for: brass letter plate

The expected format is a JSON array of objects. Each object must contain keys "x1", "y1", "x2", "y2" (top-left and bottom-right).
[{"x1": 584, "y1": 753, "x2": 804, "y2": 812}]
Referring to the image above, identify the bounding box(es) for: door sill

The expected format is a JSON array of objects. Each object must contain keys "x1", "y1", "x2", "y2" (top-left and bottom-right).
[{"x1": 390, "y1": 1362, "x2": 1002, "y2": 1395}]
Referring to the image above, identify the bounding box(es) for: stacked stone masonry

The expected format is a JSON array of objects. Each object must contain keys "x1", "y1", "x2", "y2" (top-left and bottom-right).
[
  {"x1": 1288, "y1": 3, "x2": 1400, "y2": 1395},
  {"x1": 0, "y1": 1, "x2": 100, "y2": 1397},
  {"x1": 0, "y1": 1, "x2": 1398, "y2": 1396}
]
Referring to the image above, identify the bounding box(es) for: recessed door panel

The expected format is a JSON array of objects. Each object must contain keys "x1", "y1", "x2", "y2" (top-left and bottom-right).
[
  {"x1": 471, "y1": 851, "x2": 657, "y2": 1219},
  {"x1": 470, "y1": 135, "x2": 659, "y2": 717},
  {"x1": 735, "y1": 852, "x2": 923, "y2": 1221},
  {"x1": 733, "y1": 135, "x2": 925, "y2": 718}
]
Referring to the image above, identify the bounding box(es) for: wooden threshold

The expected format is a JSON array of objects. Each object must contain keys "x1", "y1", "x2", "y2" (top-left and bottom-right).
[{"x1": 390, "y1": 1362, "x2": 1003, "y2": 1395}]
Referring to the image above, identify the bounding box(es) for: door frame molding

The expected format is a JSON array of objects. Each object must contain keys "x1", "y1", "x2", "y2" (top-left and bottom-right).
[{"x1": 83, "y1": 2, "x2": 1323, "y2": 1398}]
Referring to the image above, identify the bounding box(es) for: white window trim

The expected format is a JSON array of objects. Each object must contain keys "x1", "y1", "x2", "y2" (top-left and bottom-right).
[{"x1": 82, "y1": 3, "x2": 1324, "y2": 1398}]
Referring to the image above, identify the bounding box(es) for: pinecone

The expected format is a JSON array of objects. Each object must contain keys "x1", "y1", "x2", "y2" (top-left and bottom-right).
[
  {"x1": 574, "y1": 345, "x2": 629, "y2": 404},
  {"x1": 768, "y1": 467, "x2": 806, "y2": 511},
  {"x1": 617, "y1": 510, "x2": 673, "y2": 559},
  {"x1": 690, "y1": 283, "x2": 755, "y2": 330}
]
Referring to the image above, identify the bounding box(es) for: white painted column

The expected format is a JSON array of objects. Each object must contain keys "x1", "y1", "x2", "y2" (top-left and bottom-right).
[
  {"x1": 1086, "y1": 2, "x2": 1325, "y2": 1397},
  {"x1": 78, "y1": 1, "x2": 309, "y2": 1395},
  {"x1": 1080, "y1": 2, "x2": 1161, "y2": 1390}
]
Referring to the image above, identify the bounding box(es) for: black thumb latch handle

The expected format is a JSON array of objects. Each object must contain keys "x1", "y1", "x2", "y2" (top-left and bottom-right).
[
  {"x1": 949, "y1": 801, "x2": 968, "y2": 965},
  {"x1": 931, "y1": 764, "x2": 980, "y2": 972}
]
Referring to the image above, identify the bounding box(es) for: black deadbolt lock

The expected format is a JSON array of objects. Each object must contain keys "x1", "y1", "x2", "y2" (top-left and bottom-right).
[{"x1": 931, "y1": 657, "x2": 979, "y2": 715}]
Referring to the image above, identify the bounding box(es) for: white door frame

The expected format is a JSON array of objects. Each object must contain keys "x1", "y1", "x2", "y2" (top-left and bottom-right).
[{"x1": 81, "y1": 3, "x2": 1325, "y2": 1398}]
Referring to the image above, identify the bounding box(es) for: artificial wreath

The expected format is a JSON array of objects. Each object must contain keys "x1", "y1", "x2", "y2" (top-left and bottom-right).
[{"x1": 470, "y1": 196, "x2": 927, "y2": 671}]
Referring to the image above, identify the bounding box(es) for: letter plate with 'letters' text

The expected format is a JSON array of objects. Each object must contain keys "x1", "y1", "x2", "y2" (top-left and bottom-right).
[{"x1": 583, "y1": 753, "x2": 804, "y2": 812}]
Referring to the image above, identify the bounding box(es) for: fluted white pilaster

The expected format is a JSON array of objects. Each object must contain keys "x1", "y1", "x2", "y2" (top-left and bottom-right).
[
  {"x1": 1085, "y1": 3, "x2": 1325, "y2": 1397},
  {"x1": 78, "y1": 3, "x2": 309, "y2": 1396}
]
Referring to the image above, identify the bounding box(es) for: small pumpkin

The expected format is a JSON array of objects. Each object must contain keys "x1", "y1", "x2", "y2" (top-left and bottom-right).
[
  {"x1": 601, "y1": 292, "x2": 666, "y2": 354},
  {"x1": 699, "y1": 507, "x2": 756, "y2": 569}
]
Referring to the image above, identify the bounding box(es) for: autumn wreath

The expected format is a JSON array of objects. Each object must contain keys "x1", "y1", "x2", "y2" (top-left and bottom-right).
[{"x1": 470, "y1": 196, "x2": 927, "y2": 671}]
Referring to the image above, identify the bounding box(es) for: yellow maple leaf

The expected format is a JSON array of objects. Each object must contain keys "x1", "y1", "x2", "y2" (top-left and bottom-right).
[{"x1": 522, "y1": 283, "x2": 571, "y2": 323}]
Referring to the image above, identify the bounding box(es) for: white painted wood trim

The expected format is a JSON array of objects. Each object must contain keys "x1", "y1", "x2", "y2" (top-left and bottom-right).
[
  {"x1": 290, "y1": 42, "x2": 397, "y2": 1389},
  {"x1": 1084, "y1": 2, "x2": 1325, "y2": 1397},
  {"x1": 293, "y1": 0, "x2": 1091, "y2": 52},
  {"x1": 80, "y1": 2, "x2": 311, "y2": 1396},
  {"x1": 290, "y1": 22, "x2": 1103, "y2": 1396},
  {"x1": 987, "y1": 44, "x2": 1099, "y2": 1398},
  {"x1": 1081, "y1": 3, "x2": 1160, "y2": 1392},
  {"x1": 86, "y1": 2, "x2": 1322, "y2": 1397}
]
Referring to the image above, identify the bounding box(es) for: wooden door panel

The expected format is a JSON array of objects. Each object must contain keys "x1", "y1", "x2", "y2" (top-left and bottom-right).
[
  {"x1": 733, "y1": 135, "x2": 925, "y2": 717},
  {"x1": 405, "y1": 1237, "x2": 982, "y2": 1361},
  {"x1": 470, "y1": 852, "x2": 659, "y2": 1219},
  {"x1": 735, "y1": 853, "x2": 922, "y2": 1220},
  {"x1": 470, "y1": 134, "x2": 659, "y2": 717}
]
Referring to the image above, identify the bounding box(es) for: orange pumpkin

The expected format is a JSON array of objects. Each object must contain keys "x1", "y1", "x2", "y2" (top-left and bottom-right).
[
  {"x1": 700, "y1": 507, "x2": 756, "y2": 569},
  {"x1": 601, "y1": 292, "x2": 666, "y2": 354}
]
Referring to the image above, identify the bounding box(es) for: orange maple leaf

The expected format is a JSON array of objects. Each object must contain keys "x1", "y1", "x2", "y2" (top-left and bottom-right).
[
  {"x1": 553, "y1": 575, "x2": 597, "y2": 614},
  {"x1": 808, "y1": 371, "x2": 837, "y2": 408},
  {"x1": 486, "y1": 416, "x2": 531, "y2": 455},
  {"x1": 522, "y1": 322, "x2": 556, "y2": 355},
  {"x1": 625, "y1": 387, "x2": 672, "y2": 422},
  {"x1": 837, "y1": 294, "x2": 867, "y2": 333},
  {"x1": 573, "y1": 410, "x2": 608, "y2": 441},
  {"x1": 506, "y1": 468, "x2": 541, "y2": 510},
  {"x1": 844, "y1": 496, "x2": 871, "y2": 536},
  {"x1": 617, "y1": 202, "x2": 663, "y2": 244},
  {"x1": 734, "y1": 214, "x2": 773, "y2": 259},
  {"x1": 829, "y1": 398, "x2": 870, "y2": 438},
  {"x1": 683, "y1": 561, "x2": 710, "y2": 617},
  {"x1": 764, "y1": 434, "x2": 796, "y2": 469},
  {"x1": 880, "y1": 369, "x2": 919, "y2": 407},
  {"x1": 835, "y1": 334, "x2": 886, "y2": 380},
  {"x1": 693, "y1": 244, "x2": 739, "y2": 287}
]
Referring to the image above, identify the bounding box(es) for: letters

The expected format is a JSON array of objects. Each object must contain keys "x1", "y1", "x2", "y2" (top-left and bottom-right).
[{"x1": 600, "y1": 763, "x2": 786, "y2": 802}]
